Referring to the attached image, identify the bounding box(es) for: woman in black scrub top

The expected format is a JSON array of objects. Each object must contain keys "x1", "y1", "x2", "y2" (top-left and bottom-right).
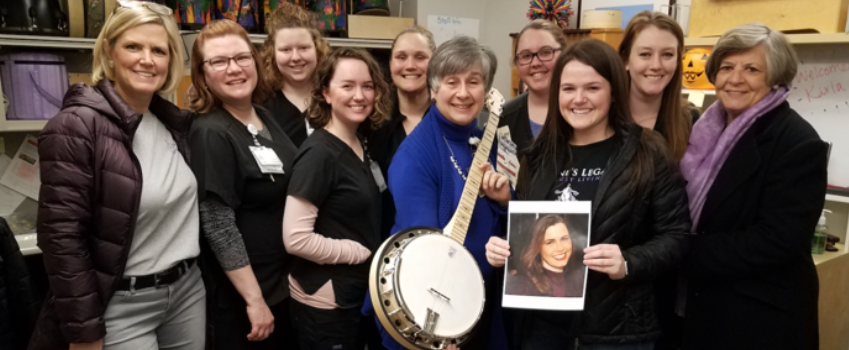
[
  {"x1": 365, "y1": 26, "x2": 435, "y2": 239},
  {"x1": 281, "y1": 48, "x2": 391, "y2": 349},
  {"x1": 188, "y1": 20, "x2": 299, "y2": 349},
  {"x1": 260, "y1": 2, "x2": 329, "y2": 147},
  {"x1": 499, "y1": 20, "x2": 567, "y2": 157}
]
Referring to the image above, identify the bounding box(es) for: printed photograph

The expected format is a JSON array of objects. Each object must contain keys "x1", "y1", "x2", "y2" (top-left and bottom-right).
[{"x1": 503, "y1": 201, "x2": 591, "y2": 311}]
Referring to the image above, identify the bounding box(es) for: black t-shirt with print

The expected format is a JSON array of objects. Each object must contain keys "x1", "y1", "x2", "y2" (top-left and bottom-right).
[{"x1": 553, "y1": 136, "x2": 618, "y2": 202}]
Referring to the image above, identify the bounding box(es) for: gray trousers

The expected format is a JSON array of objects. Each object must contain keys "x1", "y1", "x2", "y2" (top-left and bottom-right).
[{"x1": 103, "y1": 262, "x2": 206, "y2": 350}]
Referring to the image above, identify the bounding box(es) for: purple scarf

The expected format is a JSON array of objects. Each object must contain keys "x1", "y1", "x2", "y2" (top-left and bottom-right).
[{"x1": 680, "y1": 87, "x2": 790, "y2": 230}]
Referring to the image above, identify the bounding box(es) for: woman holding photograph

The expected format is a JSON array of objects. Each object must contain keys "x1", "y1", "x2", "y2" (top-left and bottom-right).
[
  {"x1": 484, "y1": 39, "x2": 690, "y2": 350},
  {"x1": 505, "y1": 215, "x2": 584, "y2": 298}
]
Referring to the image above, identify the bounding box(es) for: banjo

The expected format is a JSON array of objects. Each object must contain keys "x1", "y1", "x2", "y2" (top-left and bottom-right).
[{"x1": 369, "y1": 88, "x2": 505, "y2": 349}]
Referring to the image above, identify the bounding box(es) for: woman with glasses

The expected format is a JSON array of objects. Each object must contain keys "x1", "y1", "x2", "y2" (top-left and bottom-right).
[
  {"x1": 499, "y1": 20, "x2": 567, "y2": 157},
  {"x1": 260, "y1": 2, "x2": 329, "y2": 148},
  {"x1": 32, "y1": 2, "x2": 204, "y2": 350},
  {"x1": 188, "y1": 20, "x2": 299, "y2": 349}
]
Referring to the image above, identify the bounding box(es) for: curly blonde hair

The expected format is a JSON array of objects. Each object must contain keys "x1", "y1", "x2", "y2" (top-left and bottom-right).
[
  {"x1": 261, "y1": 2, "x2": 330, "y2": 91},
  {"x1": 307, "y1": 48, "x2": 391, "y2": 130}
]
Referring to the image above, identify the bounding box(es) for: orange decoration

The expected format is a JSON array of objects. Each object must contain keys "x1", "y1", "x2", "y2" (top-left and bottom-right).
[{"x1": 682, "y1": 48, "x2": 714, "y2": 90}]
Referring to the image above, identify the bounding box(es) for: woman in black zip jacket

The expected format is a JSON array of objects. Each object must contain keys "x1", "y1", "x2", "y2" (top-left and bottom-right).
[{"x1": 485, "y1": 39, "x2": 691, "y2": 350}]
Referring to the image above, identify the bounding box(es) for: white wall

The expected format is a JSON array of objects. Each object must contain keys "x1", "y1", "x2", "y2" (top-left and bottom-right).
[{"x1": 482, "y1": 0, "x2": 532, "y2": 95}]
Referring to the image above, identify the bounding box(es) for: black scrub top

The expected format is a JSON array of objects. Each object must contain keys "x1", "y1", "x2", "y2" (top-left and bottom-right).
[
  {"x1": 263, "y1": 90, "x2": 309, "y2": 148},
  {"x1": 363, "y1": 104, "x2": 407, "y2": 240},
  {"x1": 190, "y1": 105, "x2": 298, "y2": 306},
  {"x1": 286, "y1": 128, "x2": 381, "y2": 308},
  {"x1": 499, "y1": 93, "x2": 535, "y2": 157}
]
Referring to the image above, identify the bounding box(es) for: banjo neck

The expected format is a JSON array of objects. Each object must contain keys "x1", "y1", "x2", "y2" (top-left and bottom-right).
[{"x1": 444, "y1": 88, "x2": 505, "y2": 245}]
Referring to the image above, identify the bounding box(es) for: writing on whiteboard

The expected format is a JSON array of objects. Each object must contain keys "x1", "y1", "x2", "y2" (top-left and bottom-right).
[
  {"x1": 435, "y1": 16, "x2": 463, "y2": 25},
  {"x1": 794, "y1": 63, "x2": 849, "y2": 103},
  {"x1": 427, "y1": 15, "x2": 480, "y2": 46}
]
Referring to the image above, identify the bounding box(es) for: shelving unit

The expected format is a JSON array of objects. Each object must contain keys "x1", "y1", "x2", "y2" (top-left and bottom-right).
[
  {"x1": 0, "y1": 120, "x2": 48, "y2": 133},
  {"x1": 15, "y1": 233, "x2": 39, "y2": 256},
  {"x1": 682, "y1": 89, "x2": 716, "y2": 95},
  {"x1": 685, "y1": 33, "x2": 849, "y2": 47}
]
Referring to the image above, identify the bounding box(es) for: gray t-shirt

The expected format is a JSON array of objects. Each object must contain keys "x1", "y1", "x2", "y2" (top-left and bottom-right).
[{"x1": 124, "y1": 111, "x2": 200, "y2": 276}]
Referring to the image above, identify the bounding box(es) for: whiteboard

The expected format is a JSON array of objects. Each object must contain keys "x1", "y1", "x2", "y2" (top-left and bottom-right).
[
  {"x1": 426, "y1": 15, "x2": 480, "y2": 47},
  {"x1": 788, "y1": 45, "x2": 849, "y2": 187}
]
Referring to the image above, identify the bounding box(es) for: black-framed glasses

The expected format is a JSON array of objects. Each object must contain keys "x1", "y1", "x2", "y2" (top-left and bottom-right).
[
  {"x1": 515, "y1": 47, "x2": 561, "y2": 66},
  {"x1": 117, "y1": 0, "x2": 173, "y2": 15},
  {"x1": 203, "y1": 53, "x2": 255, "y2": 71}
]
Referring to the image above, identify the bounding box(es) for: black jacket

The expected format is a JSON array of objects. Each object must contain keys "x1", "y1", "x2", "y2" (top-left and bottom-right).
[
  {"x1": 498, "y1": 93, "x2": 534, "y2": 158},
  {"x1": 516, "y1": 123, "x2": 691, "y2": 344},
  {"x1": 683, "y1": 101, "x2": 826, "y2": 350},
  {"x1": 0, "y1": 219, "x2": 40, "y2": 350}
]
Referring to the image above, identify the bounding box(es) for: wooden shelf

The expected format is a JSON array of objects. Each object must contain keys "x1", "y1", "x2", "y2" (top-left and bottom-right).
[
  {"x1": 247, "y1": 34, "x2": 392, "y2": 49},
  {"x1": 0, "y1": 33, "x2": 393, "y2": 51},
  {"x1": 682, "y1": 89, "x2": 716, "y2": 95},
  {"x1": 0, "y1": 120, "x2": 48, "y2": 132},
  {"x1": 685, "y1": 33, "x2": 849, "y2": 47}
]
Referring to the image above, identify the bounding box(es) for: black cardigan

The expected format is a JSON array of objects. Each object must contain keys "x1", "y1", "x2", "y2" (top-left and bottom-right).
[{"x1": 683, "y1": 101, "x2": 827, "y2": 350}]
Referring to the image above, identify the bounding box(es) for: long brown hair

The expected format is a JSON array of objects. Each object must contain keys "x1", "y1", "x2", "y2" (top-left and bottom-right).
[
  {"x1": 188, "y1": 20, "x2": 272, "y2": 113},
  {"x1": 307, "y1": 48, "x2": 391, "y2": 129},
  {"x1": 526, "y1": 39, "x2": 661, "y2": 195},
  {"x1": 520, "y1": 215, "x2": 568, "y2": 295},
  {"x1": 619, "y1": 10, "x2": 691, "y2": 162},
  {"x1": 261, "y1": 2, "x2": 330, "y2": 91}
]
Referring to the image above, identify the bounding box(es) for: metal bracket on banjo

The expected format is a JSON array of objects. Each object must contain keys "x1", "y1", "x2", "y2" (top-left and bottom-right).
[{"x1": 424, "y1": 308, "x2": 440, "y2": 334}]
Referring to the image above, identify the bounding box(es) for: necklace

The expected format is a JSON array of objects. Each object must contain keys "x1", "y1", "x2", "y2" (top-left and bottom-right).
[{"x1": 442, "y1": 135, "x2": 469, "y2": 181}]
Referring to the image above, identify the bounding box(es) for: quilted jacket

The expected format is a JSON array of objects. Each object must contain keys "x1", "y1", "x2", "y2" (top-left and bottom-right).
[
  {"x1": 28, "y1": 79, "x2": 192, "y2": 348},
  {"x1": 516, "y1": 124, "x2": 691, "y2": 344}
]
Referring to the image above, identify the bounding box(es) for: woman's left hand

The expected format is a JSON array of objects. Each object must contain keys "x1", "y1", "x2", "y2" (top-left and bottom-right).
[
  {"x1": 480, "y1": 163, "x2": 510, "y2": 207},
  {"x1": 583, "y1": 244, "x2": 627, "y2": 280}
]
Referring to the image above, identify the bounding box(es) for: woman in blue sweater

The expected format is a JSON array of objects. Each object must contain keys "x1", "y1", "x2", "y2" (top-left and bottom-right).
[{"x1": 363, "y1": 35, "x2": 511, "y2": 350}]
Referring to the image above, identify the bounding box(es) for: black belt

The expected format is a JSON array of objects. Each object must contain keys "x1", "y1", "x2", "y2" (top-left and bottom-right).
[{"x1": 117, "y1": 258, "x2": 196, "y2": 291}]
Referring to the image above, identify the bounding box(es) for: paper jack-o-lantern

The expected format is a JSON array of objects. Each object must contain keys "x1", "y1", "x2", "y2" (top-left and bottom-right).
[{"x1": 683, "y1": 48, "x2": 714, "y2": 90}]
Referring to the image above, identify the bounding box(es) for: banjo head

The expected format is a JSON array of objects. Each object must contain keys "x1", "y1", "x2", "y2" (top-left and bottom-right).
[{"x1": 369, "y1": 227, "x2": 486, "y2": 349}]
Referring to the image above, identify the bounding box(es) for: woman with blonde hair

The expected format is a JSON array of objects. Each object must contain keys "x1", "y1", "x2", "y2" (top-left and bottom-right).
[
  {"x1": 188, "y1": 19, "x2": 299, "y2": 349},
  {"x1": 33, "y1": 2, "x2": 204, "y2": 349},
  {"x1": 260, "y1": 2, "x2": 330, "y2": 147}
]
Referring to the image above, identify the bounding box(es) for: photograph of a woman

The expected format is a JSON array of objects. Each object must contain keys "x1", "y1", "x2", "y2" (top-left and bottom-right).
[{"x1": 503, "y1": 202, "x2": 591, "y2": 310}]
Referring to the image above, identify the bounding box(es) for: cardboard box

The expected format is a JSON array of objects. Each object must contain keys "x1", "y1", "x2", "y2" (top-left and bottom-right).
[
  {"x1": 348, "y1": 15, "x2": 415, "y2": 40},
  {"x1": 690, "y1": 0, "x2": 849, "y2": 38}
]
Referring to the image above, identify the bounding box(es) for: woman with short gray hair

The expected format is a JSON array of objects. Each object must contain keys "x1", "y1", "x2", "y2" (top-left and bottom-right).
[
  {"x1": 681, "y1": 23, "x2": 826, "y2": 349},
  {"x1": 362, "y1": 35, "x2": 509, "y2": 350}
]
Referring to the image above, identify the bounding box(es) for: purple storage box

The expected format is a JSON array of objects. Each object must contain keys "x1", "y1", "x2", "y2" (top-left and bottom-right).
[{"x1": 0, "y1": 53, "x2": 69, "y2": 121}]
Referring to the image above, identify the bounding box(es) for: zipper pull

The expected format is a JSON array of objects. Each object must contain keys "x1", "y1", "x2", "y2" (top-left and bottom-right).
[{"x1": 270, "y1": 174, "x2": 275, "y2": 182}]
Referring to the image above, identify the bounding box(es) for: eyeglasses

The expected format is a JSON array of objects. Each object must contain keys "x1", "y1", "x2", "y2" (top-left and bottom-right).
[
  {"x1": 117, "y1": 0, "x2": 173, "y2": 15},
  {"x1": 203, "y1": 53, "x2": 255, "y2": 71},
  {"x1": 515, "y1": 47, "x2": 561, "y2": 66}
]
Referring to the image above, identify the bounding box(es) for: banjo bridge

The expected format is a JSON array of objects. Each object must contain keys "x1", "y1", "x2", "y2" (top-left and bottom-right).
[{"x1": 428, "y1": 287, "x2": 451, "y2": 303}]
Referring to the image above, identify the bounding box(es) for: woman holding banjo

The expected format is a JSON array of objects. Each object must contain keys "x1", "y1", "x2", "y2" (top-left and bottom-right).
[{"x1": 364, "y1": 35, "x2": 510, "y2": 350}]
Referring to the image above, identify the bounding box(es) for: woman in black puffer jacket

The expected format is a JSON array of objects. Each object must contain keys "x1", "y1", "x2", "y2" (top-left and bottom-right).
[{"x1": 486, "y1": 39, "x2": 691, "y2": 350}]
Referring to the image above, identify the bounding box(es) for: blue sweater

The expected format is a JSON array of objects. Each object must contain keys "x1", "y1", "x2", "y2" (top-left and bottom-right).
[{"x1": 362, "y1": 105, "x2": 508, "y2": 350}]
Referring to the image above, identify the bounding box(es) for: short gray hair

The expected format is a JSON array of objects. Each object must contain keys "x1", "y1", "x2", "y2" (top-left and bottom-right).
[
  {"x1": 705, "y1": 23, "x2": 798, "y2": 87},
  {"x1": 428, "y1": 35, "x2": 497, "y2": 92}
]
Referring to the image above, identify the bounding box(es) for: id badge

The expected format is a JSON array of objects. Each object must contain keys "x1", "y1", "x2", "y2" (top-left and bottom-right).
[
  {"x1": 369, "y1": 160, "x2": 387, "y2": 192},
  {"x1": 249, "y1": 146, "x2": 285, "y2": 174},
  {"x1": 496, "y1": 132, "x2": 520, "y2": 189}
]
